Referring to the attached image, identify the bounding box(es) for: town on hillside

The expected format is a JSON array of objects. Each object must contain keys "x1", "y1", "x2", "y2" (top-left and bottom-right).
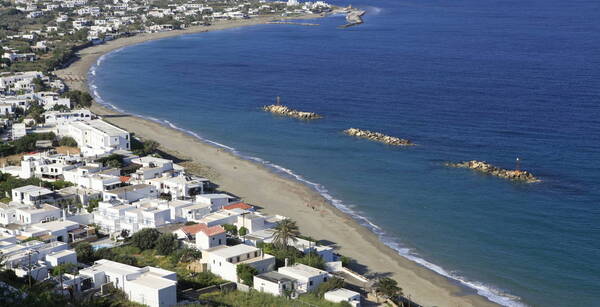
[{"x1": 0, "y1": 1, "x2": 405, "y2": 307}]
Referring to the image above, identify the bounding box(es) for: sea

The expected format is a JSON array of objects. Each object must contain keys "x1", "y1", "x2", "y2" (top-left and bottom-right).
[{"x1": 88, "y1": 0, "x2": 600, "y2": 306}]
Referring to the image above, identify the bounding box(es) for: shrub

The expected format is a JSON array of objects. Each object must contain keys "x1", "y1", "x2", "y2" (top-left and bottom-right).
[
  {"x1": 58, "y1": 136, "x2": 78, "y2": 147},
  {"x1": 155, "y1": 233, "x2": 179, "y2": 255},
  {"x1": 75, "y1": 242, "x2": 95, "y2": 264},
  {"x1": 130, "y1": 228, "x2": 161, "y2": 250},
  {"x1": 236, "y1": 263, "x2": 258, "y2": 286}
]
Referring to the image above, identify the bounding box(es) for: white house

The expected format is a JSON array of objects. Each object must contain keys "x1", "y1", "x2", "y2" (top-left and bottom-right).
[
  {"x1": 202, "y1": 244, "x2": 276, "y2": 282},
  {"x1": 79, "y1": 259, "x2": 177, "y2": 307},
  {"x1": 93, "y1": 201, "x2": 135, "y2": 233},
  {"x1": 14, "y1": 204, "x2": 61, "y2": 225},
  {"x1": 253, "y1": 271, "x2": 295, "y2": 296},
  {"x1": 12, "y1": 123, "x2": 27, "y2": 139},
  {"x1": 45, "y1": 249, "x2": 78, "y2": 267},
  {"x1": 12, "y1": 185, "x2": 54, "y2": 205},
  {"x1": 324, "y1": 288, "x2": 361, "y2": 307},
  {"x1": 198, "y1": 208, "x2": 245, "y2": 227},
  {"x1": 102, "y1": 184, "x2": 158, "y2": 203},
  {"x1": 195, "y1": 193, "x2": 236, "y2": 211},
  {"x1": 121, "y1": 206, "x2": 170, "y2": 234},
  {"x1": 195, "y1": 224, "x2": 226, "y2": 250},
  {"x1": 147, "y1": 174, "x2": 208, "y2": 199},
  {"x1": 278, "y1": 263, "x2": 331, "y2": 293}
]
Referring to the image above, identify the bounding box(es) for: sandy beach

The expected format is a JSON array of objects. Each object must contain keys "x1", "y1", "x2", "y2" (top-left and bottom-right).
[{"x1": 56, "y1": 16, "x2": 499, "y2": 307}]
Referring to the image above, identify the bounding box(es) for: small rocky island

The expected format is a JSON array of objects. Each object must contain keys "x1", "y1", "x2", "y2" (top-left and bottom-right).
[
  {"x1": 344, "y1": 128, "x2": 414, "y2": 146},
  {"x1": 446, "y1": 160, "x2": 540, "y2": 183},
  {"x1": 263, "y1": 104, "x2": 322, "y2": 120},
  {"x1": 337, "y1": 6, "x2": 366, "y2": 28}
]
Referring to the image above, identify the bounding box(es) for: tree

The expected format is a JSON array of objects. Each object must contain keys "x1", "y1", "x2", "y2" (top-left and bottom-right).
[
  {"x1": 86, "y1": 198, "x2": 99, "y2": 213},
  {"x1": 155, "y1": 233, "x2": 179, "y2": 255},
  {"x1": 238, "y1": 226, "x2": 248, "y2": 237},
  {"x1": 222, "y1": 224, "x2": 237, "y2": 236},
  {"x1": 316, "y1": 276, "x2": 345, "y2": 297},
  {"x1": 51, "y1": 263, "x2": 76, "y2": 276},
  {"x1": 58, "y1": 136, "x2": 78, "y2": 147},
  {"x1": 374, "y1": 277, "x2": 402, "y2": 301},
  {"x1": 297, "y1": 251, "x2": 325, "y2": 270},
  {"x1": 273, "y1": 219, "x2": 300, "y2": 251},
  {"x1": 75, "y1": 242, "x2": 95, "y2": 264},
  {"x1": 130, "y1": 228, "x2": 161, "y2": 250},
  {"x1": 236, "y1": 263, "x2": 258, "y2": 286},
  {"x1": 119, "y1": 229, "x2": 129, "y2": 239}
]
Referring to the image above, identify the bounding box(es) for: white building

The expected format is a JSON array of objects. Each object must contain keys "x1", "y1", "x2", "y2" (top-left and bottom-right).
[
  {"x1": 278, "y1": 263, "x2": 331, "y2": 293},
  {"x1": 324, "y1": 288, "x2": 361, "y2": 307},
  {"x1": 15, "y1": 203, "x2": 61, "y2": 225},
  {"x1": 195, "y1": 193, "x2": 236, "y2": 211},
  {"x1": 11, "y1": 185, "x2": 54, "y2": 205},
  {"x1": 45, "y1": 249, "x2": 78, "y2": 267},
  {"x1": 202, "y1": 244, "x2": 275, "y2": 282},
  {"x1": 79, "y1": 259, "x2": 177, "y2": 307},
  {"x1": 57, "y1": 119, "x2": 130, "y2": 157},
  {"x1": 253, "y1": 271, "x2": 295, "y2": 296},
  {"x1": 195, "y1": 224, "x2": 226, "y2": 250},
  {"x1": 198, "y1": 208, "x2": 245, "y2": 227},
  {"x1": 102, "y1": 184, "x2": 158, "y2": 203},
  {"x1": 12, "y1": 123, "x2": 27, "y2": 139},
  {"x1": 44, "y1": 109, "x2": 93, "y2": 125}
]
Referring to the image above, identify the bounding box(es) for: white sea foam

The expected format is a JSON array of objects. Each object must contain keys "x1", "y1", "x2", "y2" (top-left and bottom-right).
[{"x1": 88, "y1": 41, "x2": 528, "y2": 307}]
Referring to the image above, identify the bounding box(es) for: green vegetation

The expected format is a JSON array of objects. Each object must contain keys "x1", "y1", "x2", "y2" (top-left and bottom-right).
[
  {"x1": 238, "y1": 226, "x2": 248, "y2": 237},
  {"x1": 195, "y1": 290, "x2": 351, "y2": 307},
  {"x1": 130, "y1": 136, "x2": 159, "y2": 156},
  {"x1": 74, "y1": 242, "x2": 94, "y2": 264},
  {"x1": 50, "y1": 263, "x2": 77, "y2": 276},
  {"x1": 374, "y1": 277, "x2": 403, "y2": 302},
  {"x1": 273, "y1": 219, "x2": 300, "y2": 251},
  {"x1": 62, "y1": 90, "x2": 93, "y2": 108},
  {"x1": 86, "y1": 198, "x2": 99, "y2": 213},
  {"x1": 236, "y1": 263, "x2": 258, "y2": 286},
  {"x1": 58, "y1": 136, "x2": 78, "y2": 147},
  {"x1": 97, "y1": 154, "x2": 124, "y2": 168},
  {"x1": 155, "y1": 233, "x2": 179, "y2": 255},
  {"x1": 315, "y1": 277, "x2": 345, "y2": 297},
  {"x1": 0, "y1": 132, "x2": 56, "y2": 156},
  {"x1": 222, "y1": 223, "x2": 238, "y2": 236},
  {"x1": 130, "y1": 228, "x2": 161, "y2": 250},
  {"x1": 0, "y1": 173, "x2": 73, "y2": 199}
]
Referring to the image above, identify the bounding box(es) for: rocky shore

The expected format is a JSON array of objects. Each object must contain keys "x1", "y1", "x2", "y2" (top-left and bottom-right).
[
  {"x1": 446, "y1": 160, "x2": 540, "y2": 183},
  {"x1": 344, "y1": 128, "x2": 414, "y2": 146},
  {"x1": 262, "y1": 104, "x2": 322, "y2": 120}
]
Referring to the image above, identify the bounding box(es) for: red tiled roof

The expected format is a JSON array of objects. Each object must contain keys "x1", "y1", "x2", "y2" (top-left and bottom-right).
[
  {"x1": 202, "y1": 225, "x2": 226, "y2": 236},
  {"x1": 180, "y1": 223, "x2": 208, "y2": 236},
  {"x1": 120, "y1": 176, "x2": 131, "y2": 183},
  {"x1": 179, "y1": 223, "x2": 226, "y2": 237},
  {"x1": 223, "y1": 202, "x2": 253, "y2": 210}
]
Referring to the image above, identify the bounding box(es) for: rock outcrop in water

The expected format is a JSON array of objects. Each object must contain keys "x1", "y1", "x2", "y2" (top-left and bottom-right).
[
  {"x1": 344, "y1": 128, "x2": 414, "y2": 146},
  {"x1": 445, "y1": 160, "x2": 540, "y2": 183},
  {"x1": 263, "y1": 104, "x2": 322, "y2": 120},
  {"x1": 338, "y1": 7, "x2": 366, "y2": 28}
]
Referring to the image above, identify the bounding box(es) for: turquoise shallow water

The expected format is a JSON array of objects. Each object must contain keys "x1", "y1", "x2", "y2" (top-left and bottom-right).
[{"x1": 90, "y1": 0, "x2": 600, "y2": 305}]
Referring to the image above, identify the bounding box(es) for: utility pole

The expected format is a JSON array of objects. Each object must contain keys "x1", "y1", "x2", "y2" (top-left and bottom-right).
[{"x1": 516, "y1": 157, "x2": 521, "y2": 172}]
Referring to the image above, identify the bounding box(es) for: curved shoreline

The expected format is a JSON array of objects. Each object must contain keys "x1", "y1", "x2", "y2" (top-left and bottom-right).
[{"x1": 56, "y1": 17, "x2": 513, "y2": 307}]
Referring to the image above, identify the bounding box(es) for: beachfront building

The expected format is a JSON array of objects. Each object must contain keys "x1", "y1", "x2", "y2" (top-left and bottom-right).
[
  {"x1": 146, "y1": 174, "x2": 209, "y2": 200},
  {"x1": 57, "y1": 119, "x2": 130, "y2": 157},
  {"x1": 253, "y1": 271, "x2": 296, "y2": 296},
  {"x1": 324, "y1": 288, "x2": 362, "y2": 307},
  {"x1": 198, "y1": 208, "x2": 245, "y2": 227},
  {"x1": 79, "y1": 259, "x2": 177, "y2": 307},
  {"x1": 195, "y1": 193, "x2": 236, "y2": 211},
  {"x1": 202, "y1": 244, "x2": 276, "y2": 282},
  {"x1": 130, "y1": 156, "x2": 181, "y2": 181},
  {"x1": 172, "y1": 223, "x2": 226, "y2": 250},
  {"x1": 278, "y1": 263, "x2": 331, "y2": 293}
]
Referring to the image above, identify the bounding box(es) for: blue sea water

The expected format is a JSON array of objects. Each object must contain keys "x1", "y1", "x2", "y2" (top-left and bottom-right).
[{"x1": 89, "y1": 0, "x2": 600, "y2": 305}]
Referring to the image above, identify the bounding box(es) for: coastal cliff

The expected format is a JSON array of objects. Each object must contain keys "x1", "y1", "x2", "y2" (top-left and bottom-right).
[
  {"x1": 446, "y1": 160, "x2": 540, "y2": 183},
  {"x1": 263, "y1": 104, "x2": 322, "y2": 120},
  {"x1": 344, "y1": 128, "x2": 414, "y2": 146}
]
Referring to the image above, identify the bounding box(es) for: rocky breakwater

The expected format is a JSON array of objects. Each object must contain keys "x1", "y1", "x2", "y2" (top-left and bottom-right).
[
  {"x1": 446, "y1": 160, "x2": 540, "y2": 183},
  {"x1": 344, "y1": 128, "x2": 414, "y2": 146},
  {"x1": 262, "y1": 104, "x2": 322, "y2": 120}
]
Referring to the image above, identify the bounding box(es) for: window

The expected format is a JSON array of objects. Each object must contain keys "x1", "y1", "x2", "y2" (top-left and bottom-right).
[
  {"x1": 236, "y1": 256, "x2": 240, "y2": 262},
  {"x1": 309, "y1": 281, "x2": 313, "y2": 286}
]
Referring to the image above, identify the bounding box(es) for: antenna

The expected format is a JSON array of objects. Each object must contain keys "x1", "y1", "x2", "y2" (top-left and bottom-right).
[{"x1": 276, "y1": 96, "x2": 281, "y2": 105}]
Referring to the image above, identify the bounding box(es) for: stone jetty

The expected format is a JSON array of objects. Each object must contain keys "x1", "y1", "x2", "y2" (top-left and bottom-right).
[
  {"x1": 344, "y1": 128, "x2": 414, "y2": 146},
  {"x1": 445, "y1": 160, "x2": 540, "y2": 183},
  {"x1": 262, "y1": 104, "x2": 322, "y2": 120}
]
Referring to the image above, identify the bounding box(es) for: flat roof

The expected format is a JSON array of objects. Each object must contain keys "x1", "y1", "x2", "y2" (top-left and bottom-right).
[
  {"x1": 106, "y1": 184, "x2": 152, "y2": 195},
  {"x1": 129, "y1": 272, "x2": 176, "y2": 289},
  {"x1": 209, "y1": 244, "x2": 259, "y2": 259},
  {"x1": 12, "y1": 185, "x2": 53, "y2": 195},
  {"x1": 256, "y1": 271, "x2": 295, "y2": 283},
  {"x1": 278, "y1": 263, "x2": 328, "y2": 279},
  {"x1": 197, "y1": 193, "x2": 234, "y2": 199},
  {"x1": 325, "y1": 288, "x2": 360, "y2": 298}
]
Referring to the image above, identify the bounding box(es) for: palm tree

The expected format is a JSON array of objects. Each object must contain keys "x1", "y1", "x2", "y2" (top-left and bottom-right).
[{"x1": 273, "y1": 219, "x2": 300, "y2": 251}]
